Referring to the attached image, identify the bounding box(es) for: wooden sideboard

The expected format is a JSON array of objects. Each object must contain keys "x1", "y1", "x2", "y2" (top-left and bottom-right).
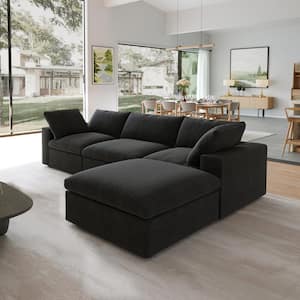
[{"x1": 219, "y1": 96, "x2": 274, "y2": 117}]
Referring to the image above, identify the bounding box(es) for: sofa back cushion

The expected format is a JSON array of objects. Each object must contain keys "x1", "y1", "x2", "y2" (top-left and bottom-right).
[
  {"x1": 89, "y1": 110, "x2": 130, "y2": 138},
  {"x1": 176, "y1": 118, "x2": 226, "y2": 147},
  {"x1": 44, "y1": 109, "x2": 88, "y2": 139},
  {"x1": 186, "y1": 122, "x2": 246, "y2": 168},
  {"x1": 121, "y1": 113, "x2": 184, "y2": 146}
]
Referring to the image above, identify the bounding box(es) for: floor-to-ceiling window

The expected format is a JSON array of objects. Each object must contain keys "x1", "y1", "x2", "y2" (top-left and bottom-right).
[
  {"x1": 0, "y1": 0, "x2": 84, "y2": 135},
  {"x1": 0, "y1": 0, "x2": 10, "y2": 134},
  {"x1": 118, "y1": 44, "x2": 178, "y2": 113}
]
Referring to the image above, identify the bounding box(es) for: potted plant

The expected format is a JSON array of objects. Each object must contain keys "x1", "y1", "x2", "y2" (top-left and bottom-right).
[{"x1": 176, "y1": 79, "x2": 190, "y2": 101}]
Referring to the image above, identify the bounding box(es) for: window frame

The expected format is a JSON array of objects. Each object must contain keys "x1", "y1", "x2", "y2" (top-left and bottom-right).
[{"x1": 1, "y1": 0, "x2": 86, "y2": 136}]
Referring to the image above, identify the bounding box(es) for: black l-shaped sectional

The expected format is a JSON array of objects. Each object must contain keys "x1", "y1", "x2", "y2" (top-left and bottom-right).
[{"x1": 43, "y1": 109, "x2": 267, "y2": 257}]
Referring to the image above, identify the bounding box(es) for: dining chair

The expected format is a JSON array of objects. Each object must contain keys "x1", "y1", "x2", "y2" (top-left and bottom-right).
[
  {"x1": 215, "y1": 100, "x2": 241, "y2": 121},
  {"x1": 141, "y1": 99, "x2": 157, "y2": 114},
  {"x1": 179, "y1": 102, "x2": 197, "y2": 117},
  {"x1": 160, "y1": 101, "x2": 176, "y2": 116},
  {"x1": 282, "y1": 107, "x2": 300, "y2": 155},
  {"x1": 230, "y1": 102, "x2": 241, "y2": 121}
]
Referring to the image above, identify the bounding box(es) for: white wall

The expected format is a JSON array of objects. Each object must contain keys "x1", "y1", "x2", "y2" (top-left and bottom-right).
[
  {"x1": 86, "y1": 0, "x2": 172, "y2": 117},
  {"x1": 85, "y1": 0, "x2": 200, "y2": 118},
  {"x1": 210, "y1": 20, "x2": 300, "y2": 118}
]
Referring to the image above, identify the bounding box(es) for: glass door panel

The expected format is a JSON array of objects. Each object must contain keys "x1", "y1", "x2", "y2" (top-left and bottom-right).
[
  {"x1": 10, "y1": 0, "x2": 84, "y2": 133},
  {"x1": 181, "y1": 51, "x2": 198, "y2": 98},
  {"x1": 0, "y1": 0, "x2": 10, "y2": 135}
]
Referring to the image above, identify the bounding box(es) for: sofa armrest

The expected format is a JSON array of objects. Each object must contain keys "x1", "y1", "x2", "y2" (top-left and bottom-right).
[
  {"x1": 199, "y1": 142, "x2": 267, "y2": 218},
  {"x1": 42, "y1": 127, "x2": 54, "y2": 165}
]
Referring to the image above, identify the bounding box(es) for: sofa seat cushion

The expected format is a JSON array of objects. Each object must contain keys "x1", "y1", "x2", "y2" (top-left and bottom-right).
[
  {"x1": 82, "y1": 139, "x2": 168, "y2": 163},
  {"x1": 64, "y1": 159, "x2": 220, "y2": 219},
  {"x1": 145, "y1": 147, "x2": 191, "y2": 166},
  {"x1": 49, "y1": 132, "x2": 114, "y2": 155}
]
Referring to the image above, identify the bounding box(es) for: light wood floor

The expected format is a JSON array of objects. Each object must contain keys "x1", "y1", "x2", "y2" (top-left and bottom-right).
[{"x1": 267, "y1": 161, "x2": 300, "y2": 200}]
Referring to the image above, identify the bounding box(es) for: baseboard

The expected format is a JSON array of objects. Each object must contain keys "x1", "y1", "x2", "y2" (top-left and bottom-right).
[
  {"x1": 267, "y1": 157, "x2": 300, "y2": 166},
  {"x1": 266, "y1": 193, "x2": 300, "y2": 203},
  {"x1": 241, "y1": 113, "x2": 285, "y2": 119}
]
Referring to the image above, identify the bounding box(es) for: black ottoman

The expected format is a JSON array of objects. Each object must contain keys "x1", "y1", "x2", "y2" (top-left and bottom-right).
[{"x1": 64, "y1": 159, "x2": 220, "y2": 258}]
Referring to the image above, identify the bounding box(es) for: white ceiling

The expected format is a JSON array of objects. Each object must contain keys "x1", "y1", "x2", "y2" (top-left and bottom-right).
[
  {"x1": 104, "y1": 0, "x2": 300, "y2": 33},
  {"x1": 143, "y1": 0, "x2": 231, "y2": 12},
  {"x1": 104, "y1": 0, "x2": 232, "y2": 11}
]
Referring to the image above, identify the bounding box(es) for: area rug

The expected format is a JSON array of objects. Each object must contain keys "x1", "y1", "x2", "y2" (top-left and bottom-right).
[
  {"x1": 0, "y1": 159, "x2": 300, "y2": 299},
  {"x1": 242, "y1": 130, "x2": 275, "y2": 142}
]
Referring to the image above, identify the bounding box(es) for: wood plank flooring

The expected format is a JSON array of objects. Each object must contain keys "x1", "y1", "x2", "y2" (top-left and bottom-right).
[{"x1": 267, "y1": 161, "x2": 300, "y2": 200}]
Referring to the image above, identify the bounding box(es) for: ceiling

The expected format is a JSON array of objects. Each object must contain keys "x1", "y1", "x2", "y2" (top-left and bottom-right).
[
  {"x1": 143, "y1": 0, "x2": 231, "y2": 12},
  {"x1": 104, "y1": 0, "x2": 232, "y2": 11},
  {"x1": 104, "y1": 0, "x2": 300, "y2": 34}
]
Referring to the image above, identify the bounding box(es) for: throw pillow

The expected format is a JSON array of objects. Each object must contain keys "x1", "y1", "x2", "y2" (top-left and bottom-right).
[
  {"x1": 186, "y1": 122, "x2": 246, "y2": 168},
  {"x1": 44, "y1": 109, "x2": 89, "y2": 139},
  {"x1": 88, "y1": 110, "x2": 130, "y2": 138}
]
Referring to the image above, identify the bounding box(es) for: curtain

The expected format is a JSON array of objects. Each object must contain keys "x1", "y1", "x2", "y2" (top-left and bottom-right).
[{"x1": 197, "y1": 50, "x2": 210, "y2": 99}]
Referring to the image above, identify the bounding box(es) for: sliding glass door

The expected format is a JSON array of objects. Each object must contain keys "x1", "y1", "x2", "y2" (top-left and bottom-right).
[
  {"x1": 1, "y1": 0, "x2": 84, "y2": 134},
  {"x1": 181, "y1": 51, "x2": 199, "y2": 98},
  {"x1": 0, "y1": 0, "x2": 10, "y2": 134},
  {"x1": 180, "y1": 50, "x2": 210, "y2": 99}
]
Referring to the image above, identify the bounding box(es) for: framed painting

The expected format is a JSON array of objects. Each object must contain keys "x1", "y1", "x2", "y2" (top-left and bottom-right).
[
  {"x1": 92, "y1": 46, "x2": 114, "y2": 85},
  {"x1": 230, "y1": 47, "x2": 269, "y2": 88}
]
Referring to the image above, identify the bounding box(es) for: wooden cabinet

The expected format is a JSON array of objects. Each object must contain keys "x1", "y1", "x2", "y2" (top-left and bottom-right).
[
  {"x1": 219, "y1": 96, "x2": 274, "y2": 117},
  {"x1": 291, "y1": 63, "x2": 300, "y2": 100},
  {"x1": 291, "y1": 102, "x2": 300, "y2": 152},
  {"x1": 291, "y1": 64, "x2": 300, "y2": 151}
]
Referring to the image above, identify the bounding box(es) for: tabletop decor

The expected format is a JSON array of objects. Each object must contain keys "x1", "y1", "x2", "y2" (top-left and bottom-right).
[
  {"x1": 256, "y1": 79, "x2": 269, "y2": 97},
  {"x1": 92, "y1": 46, "x2": 114, "y2": 85},
  {"x1": 176, "y1": 79, "x2": 190, "y2": 101},
  {"x1": 223, "y1": 79, "x2": 235, "y2": 96},
  {"x1": 230, "y1": 46, "x2": 269, "y2": 88}
]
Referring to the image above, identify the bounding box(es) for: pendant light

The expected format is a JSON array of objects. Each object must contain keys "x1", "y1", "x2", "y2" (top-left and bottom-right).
[{"x1": 167, "y1": 0, "x2": 214, "y2": 51}]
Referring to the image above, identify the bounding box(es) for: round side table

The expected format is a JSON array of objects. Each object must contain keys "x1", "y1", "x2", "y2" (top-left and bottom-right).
[{"x1": 0, "y1": 182, "x2": 33, "y2": 235}]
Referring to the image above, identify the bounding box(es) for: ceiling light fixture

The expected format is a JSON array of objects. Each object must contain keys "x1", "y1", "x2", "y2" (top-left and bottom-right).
[{"x1": 167, "y1": 0, "x2": 214, "y2": 51}]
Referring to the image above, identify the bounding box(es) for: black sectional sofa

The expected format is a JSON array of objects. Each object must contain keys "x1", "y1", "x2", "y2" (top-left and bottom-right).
[{"x1": 43, "y1": 109, "x2": 267, "y2": 257}]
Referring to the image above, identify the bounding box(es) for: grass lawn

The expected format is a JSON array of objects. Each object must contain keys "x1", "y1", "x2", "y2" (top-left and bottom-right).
[
  {"x1": 1, "y1": 94, "x2": 165, "y2": 134},
  {"x1": 0, "y1": 96, "x2": 83, "y2": 134},
  {"x1": 118, "y1": 95, "x2": 163, "y2": 113}
]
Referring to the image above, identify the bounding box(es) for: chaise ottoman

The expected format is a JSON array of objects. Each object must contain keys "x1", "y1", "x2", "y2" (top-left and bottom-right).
[{"x1": 64, "y1": 159, "x2": 220, "y2": 258}]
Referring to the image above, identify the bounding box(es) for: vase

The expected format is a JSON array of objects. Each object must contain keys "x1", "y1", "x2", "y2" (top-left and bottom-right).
[{"x1": 181, "y1": 88, "x2": 187, "y2": 102}]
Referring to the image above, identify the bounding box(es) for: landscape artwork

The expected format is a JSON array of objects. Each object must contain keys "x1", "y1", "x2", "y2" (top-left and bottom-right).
[
  {"x1": 230, "y1": 47, "x2": 269, "y2": 87},
  {"x1": 92, "y1": 46, "x2": 114, "y2": 84}
]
